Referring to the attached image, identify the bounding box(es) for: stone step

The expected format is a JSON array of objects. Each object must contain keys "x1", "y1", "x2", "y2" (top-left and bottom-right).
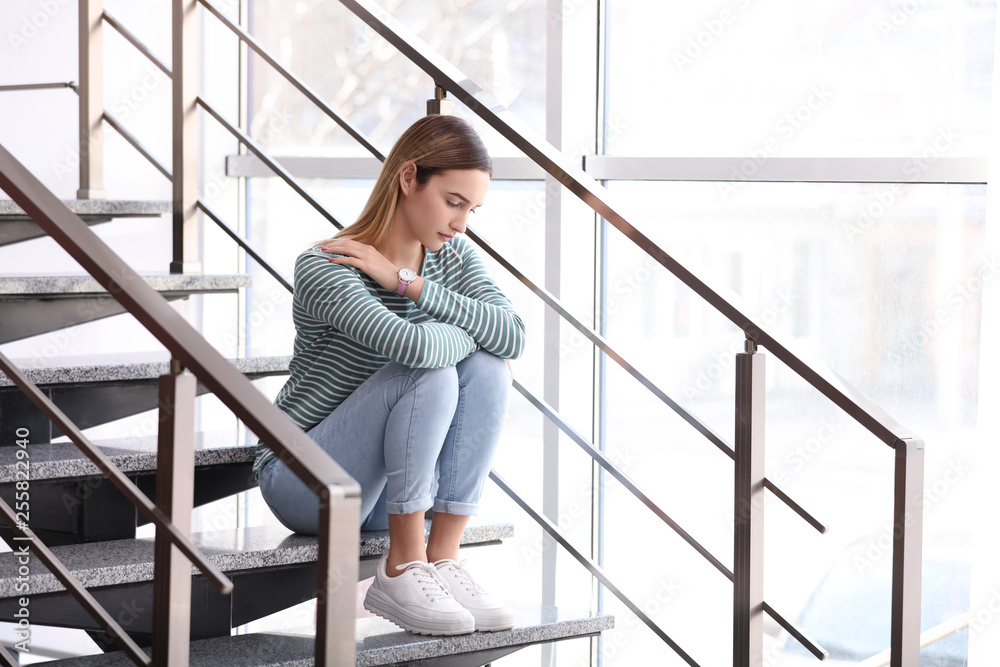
[
  {"x1": 0, "y1": 354, "x2": 291, "y2": 445},
  {"x1": 45, "y1": 604, "x2": 614, "y2": 666},
  {"x1": 0, "y1": 273, "x2": 251, "y2": 344},
  {"x1": 0, "y1": 431, "x2": 258, "y2": 546},
  {"x1": 0, "y1": 200, "x2": 170, "y2": 247},
  {"x1": 0, "y1": 522, "x2": 515, "y2": 642},
  {"x1": 0, "y1": 431, "x2": 254, "y2": 485}
]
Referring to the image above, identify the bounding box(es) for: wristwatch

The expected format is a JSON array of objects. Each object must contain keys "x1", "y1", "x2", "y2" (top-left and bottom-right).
[{"x1": 395, "y1": 267, "x2": 417, "y2": 296}]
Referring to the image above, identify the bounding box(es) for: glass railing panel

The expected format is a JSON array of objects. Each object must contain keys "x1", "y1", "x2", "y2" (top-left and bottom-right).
[{"x1": 604, "y1": 0, "x2": 996, "y2": 158}]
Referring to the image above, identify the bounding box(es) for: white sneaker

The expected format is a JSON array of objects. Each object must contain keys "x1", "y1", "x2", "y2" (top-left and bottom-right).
[
  {"x1": 364, "y1": 552, "x2": 475, "y2": 636},
  {"x1": 434, "y1": 559, "x2": 516, "y2": 631}
]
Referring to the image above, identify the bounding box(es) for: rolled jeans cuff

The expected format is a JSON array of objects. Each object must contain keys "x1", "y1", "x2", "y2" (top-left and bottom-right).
[
  {"x1": 433, "y1": 498, "x2": 478, "y2": 516},
  {"x1": 386, "y1": 495, "x2": 433, "y2": 515}
]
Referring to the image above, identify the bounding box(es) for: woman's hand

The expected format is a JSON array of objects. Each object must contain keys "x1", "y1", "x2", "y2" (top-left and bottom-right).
[{"x1": 320, "y1": 239, "x2": 400, "y2": 293}]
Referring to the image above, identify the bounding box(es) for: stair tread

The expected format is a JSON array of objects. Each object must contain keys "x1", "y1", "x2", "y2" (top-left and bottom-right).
[
  {"x1": 0, "y1": 522, "x2": 514, "y2": 598},
  {"x1": 0, "y1": 274, "x2": 251, "y2": 296},
  {"x1": 0, "y1": 431, "x2": 255, "y2": 483},
  {"x1": 44, "y1": 604, "x2": 612, "y2": 666},
  {"x1": 0, "y1": 200, "x2": 171, "y2": 222},
  {"x1": 0, "y1": 353, "x2": 291, "y2": 388}
]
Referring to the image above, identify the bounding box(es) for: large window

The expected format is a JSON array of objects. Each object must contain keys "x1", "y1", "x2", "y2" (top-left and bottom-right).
[{"x1": 234, "y1": 1, "x2": 995, "y2": 665}]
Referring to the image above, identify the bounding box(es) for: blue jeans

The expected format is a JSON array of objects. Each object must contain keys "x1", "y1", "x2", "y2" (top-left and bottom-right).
[{"x1": 258, "y1": 350, "x2": 511, "y2": 534}]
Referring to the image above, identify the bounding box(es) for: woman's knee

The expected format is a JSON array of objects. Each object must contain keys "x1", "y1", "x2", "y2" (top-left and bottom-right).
[
  {"x1": 459, "y1": 350, "x2": 510, "y2": 395},
  {"x1": 411, "y1": 364, "x2": 460, "y2": 406}
]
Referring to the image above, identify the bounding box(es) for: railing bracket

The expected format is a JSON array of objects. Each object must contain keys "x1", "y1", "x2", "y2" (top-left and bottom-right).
[{"x1": 427, "y1": 84, "x2": 454, "y2": 115}]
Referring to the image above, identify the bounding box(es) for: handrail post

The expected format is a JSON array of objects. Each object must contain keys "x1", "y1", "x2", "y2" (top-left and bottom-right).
[
  {"x1": 315, "y1": 487, "x2": 360, "y2": 666},
  {"x1": 426, "y1": 84, "x2": 454, "y2": 116},
  {"x1": 890, "y1": 438, "x2": 923, "y2": 666},
  {"x1": 152, "y1": 358, "x2": 196, "y2": 666},
  {"x1": 77, "y1": 0, "x2": 105, "y2": 199},
  {"x1": 734, "y1": 338, "x2": 764, "y2": 667},
  {"x1": 171, "y1": 0, "x2": 202, "y2": 273}
]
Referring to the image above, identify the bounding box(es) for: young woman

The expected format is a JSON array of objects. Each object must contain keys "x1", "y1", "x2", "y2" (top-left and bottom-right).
[{"x1": 253, "y1": 114, "x2": 525, "y2": 637}]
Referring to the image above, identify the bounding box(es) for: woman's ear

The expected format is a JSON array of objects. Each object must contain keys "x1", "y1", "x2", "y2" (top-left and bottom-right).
[{"x1": 398, "y1": 160, "x2": 417, "y2": 195}]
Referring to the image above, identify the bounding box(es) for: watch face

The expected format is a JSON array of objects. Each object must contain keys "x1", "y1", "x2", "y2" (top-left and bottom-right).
[{"x1": 399, "y1": 268, "x2": 417, "y2": 282}]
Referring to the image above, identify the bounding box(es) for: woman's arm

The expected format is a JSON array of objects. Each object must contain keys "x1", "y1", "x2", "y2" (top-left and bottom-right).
[
  {"x1": 416, "y1": 240, "x2": 526, "y2": 360},
  {"x1": 295, "y1": 250, "x2": 477, "y2": 368}
]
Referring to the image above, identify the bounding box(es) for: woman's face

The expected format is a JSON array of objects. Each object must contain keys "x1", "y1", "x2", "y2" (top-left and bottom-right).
[{"x1": 396, "y1": 166, "x2": 491, "y2": 251}]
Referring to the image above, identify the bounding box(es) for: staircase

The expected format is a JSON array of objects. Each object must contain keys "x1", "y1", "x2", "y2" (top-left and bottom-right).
[
  {"x1": 0, "y1": 0, "x2": 932, "y2": 664},
  {"x1": 0, "y1": 199, "x2": 613, "y2": 664}
]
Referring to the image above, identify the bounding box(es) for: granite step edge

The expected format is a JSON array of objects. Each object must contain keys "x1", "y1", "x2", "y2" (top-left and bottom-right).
[
  {"x1": 0, "y1": 274, "x2": 252, "y2": 296},
  {"x1": 0, "y1": 437, "x2": 256, "y2": 483},
  {"x1": 0, "y1": 200, "x2": 172, "y2": 221},
  {"x1": 42, "y1": 604, "x2": 612, "y2": 666},
  {"x1": 355, "y1": 603, "x2": 614, "y2": 667},
  {"x1": 0, "y1": 355, "x2": 291, "y2": 388},
  {"x1": 0, "y1": 522, "x2": 515, "y2": 598}
]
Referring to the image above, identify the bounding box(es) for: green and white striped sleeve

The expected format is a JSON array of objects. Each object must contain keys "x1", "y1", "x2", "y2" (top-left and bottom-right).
[
  {"x1": 296, "y1": 251, "x2": 477, "y2": 368},
  {"x1": 417, "y1": 239, "x2": 526, "y2": 360}
]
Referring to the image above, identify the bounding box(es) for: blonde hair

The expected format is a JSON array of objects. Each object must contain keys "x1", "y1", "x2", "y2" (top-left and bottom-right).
[{"x1": 319, "y1": 115, "x2": 492, "y2": 249}]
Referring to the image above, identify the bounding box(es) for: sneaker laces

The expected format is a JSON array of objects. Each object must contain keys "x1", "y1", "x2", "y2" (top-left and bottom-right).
[
  {"x1": 394, "y1": 560, "x2": 454, "y2": 603},
  {"x1": 435, "y1": 559, "x2": 485, "y2": 597}
]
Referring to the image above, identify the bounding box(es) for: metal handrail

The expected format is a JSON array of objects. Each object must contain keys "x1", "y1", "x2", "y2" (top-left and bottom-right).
[
  {"x1": 197, "y1": 0, "x2": 383, "y2": 160},
  {"x1": 339, "y1": 0, "x2": 916, "y2": 452},
  {"x1": 0, "y1": 82, "x2": 77, "y2": 93}
]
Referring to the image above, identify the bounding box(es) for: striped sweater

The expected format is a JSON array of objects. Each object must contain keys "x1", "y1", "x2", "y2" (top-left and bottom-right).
[{"x1": 253, "y1": 236, "x2": 525, "y2": 473}]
